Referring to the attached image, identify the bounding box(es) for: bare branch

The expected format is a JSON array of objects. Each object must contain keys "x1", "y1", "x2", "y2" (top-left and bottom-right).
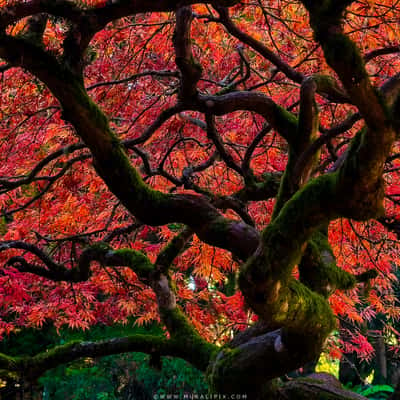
[
  {"x1": 86, "y1": 70, "x2": 179, "y2": 91},
  {"x1": 205, "y1": 113, "x2": 242, "y2": 175},
  {"x1": 173, "y1": 6, "x2": 201, "y2": 100},
  {"x1": 364, "y1": 45, "x2": 400, "y2": 63},
  {"x1": 215, "y1": 6, "x2": 304, "y2": 84},
  {"x1": 123, "y1": 104, "x2": 185, "y2": 147},
  {"x1": 0, "y1": 143, "x2": 85, "y2": 193}
]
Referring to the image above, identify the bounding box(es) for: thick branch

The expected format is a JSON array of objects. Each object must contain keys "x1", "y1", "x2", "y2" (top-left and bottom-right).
[
  {"x1": 273, "y1": 76, "x2": 320, "y2": 217},
  {"x1": 209, "y1": 329, "x2": 300, "y2": 393},
  {"x1": 0, "y1": 333, "x2": 210, "y2": 381},
  {"x1": 0, "y1": 241, "x2": 62, "y2": 272},
  {"x1": 303, "y1": 1, "x2": 388, "y2": 131},
  {"x1": 196, "y1": 91, "x2": 297, "y2": 143},
  {"x1": 155, "y1": 227, "x2": 193, "y2": 274},
  {"x1": 1, "y1": 241, "x2": 154, "y2": 282},
  {"x1": 299, "y1": 230, "x2": 356, "y2": 298},
  {"x1": 234, "y1": 172, "x2": 281, "y2": 202},
  {"x1": 364, "y1": 45, "x2": 400, "y2": 63},
  {"x1": 0, "y1": 236, "x2": 218, "y2": 368},
  {"x1": 23, "y1": 13, "x2": 48, "y2": 44},
  {"x1": 173, "y1": 6, "x2": 201, "y2": 100}
]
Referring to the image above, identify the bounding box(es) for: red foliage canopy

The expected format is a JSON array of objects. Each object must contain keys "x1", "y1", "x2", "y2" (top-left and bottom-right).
[{"x1": 0, "y1": 0, "x2": 399, "y2": 392}]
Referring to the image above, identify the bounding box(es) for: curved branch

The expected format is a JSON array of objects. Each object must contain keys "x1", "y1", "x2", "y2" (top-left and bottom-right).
[
  {"x1": 158, "y1": 137, "x2": 206, "y2": 176},
  {"x1": 0, "y1": 241, "x2": 61, "y2": 271},
  {"x1": 1, "y1": 241, "x2": 153, "y2": 283},
  {"x1": 294, "y1": 71, "x2": 400, "y2": 181},
  {"x1": 173, "y1": 6, "x2": 201, "y2": 100},
  {"x1": 155, "y1": 227, "x2": 193, "y2": 275},
  {"x1": 12, "y1": 58, "x2": 262, "y2": 261},
  {"x1": 0, "y1": 143, "x2": 86, "y2": 193},
  {"x1": 0, "y1": 333, "x2": 209, "y2": 382},
  {"x1": 123, "y1": 104, "x2": 185, "y2": 147},
  {"x1": 272, "y1": 76, "x2": 320, "y2": 217},
  {"x1": 1, "y1": 154, "x2": 90, "y2": 217},
  {"x1": 242, "y1": 123, "x2": 272, "y2": 177},
  {"x1": 233, "y1": 172, "x2": 281, "y2": 203},
  {"x1": 196, "y1": 91, "x2": 297, "y2": 143},
  {"x1": 303, "y1": 1, "x2": 388, "y2": 131},
  {"x1": 1, "y1": 236, "x2": 216, "y2": 371},
  {"x1": 205, "y1": 113, "x2": 242, "y2": 175},
  {"x1": 214, "y1": 6, "x2": 303, "y2": 84}
]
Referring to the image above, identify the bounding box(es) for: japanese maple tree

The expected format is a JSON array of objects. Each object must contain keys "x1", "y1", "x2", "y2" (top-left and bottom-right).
[{"x1": 0, "y1": 0, "x2": 399, "y2": 398}]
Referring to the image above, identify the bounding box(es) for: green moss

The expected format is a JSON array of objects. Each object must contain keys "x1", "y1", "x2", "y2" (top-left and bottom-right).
[
  {"x1": 240, "y1": 176, "x2": 340, "y2": 338},
  {"x1": 69, "y1": 80, "x2": 110, "y2": 131},
  {"x1": 161, "y1": 308, "x2": 216, "y2": 371},
  {"x1": 336, "y1": 127, "x2": 387, "y2": 220},
  {"x1": 111, "y1": 248, "x2": 148, "y2": 265},
  {"x1": 300, "y1": 231, "x2": 356, "y2": 297},
  {"x1": 156, "y1": 229, "x2": 192, "y2": 273},
  {"x1": 0, "y1": 217, "x2": 7, "y2": 235},
  {"x1": 240, "y1": 173, "x2": 341, "y2": 312},
  {"x1": 111, "y1": 248, "x2": 154, "y2": 277},
  {"x1": 80, "y1": 243, "x2": 154, "y2": 279},
  {"x1": 272, "y1": 103, "x2": 298, "y2": 143},
  {"x1": 29, "y1": 340, "x2": 82, "y2": 366},
  {"x1": 304, "y1": 3, "x2": 366, "y2": 91},
  {"x1": 271, "y1": 151, "x2": 297, "y2": 220},
  {"x1": 0, "y1": 353, "x2": 20, "y2": 371},
  {"x1": 272, "y1": 172, "x2": 338, "y2": 238},
  {"x1": 284, "y1": 279, "x2": 336, "y2": 334},
  {"x1": 240, "y1": 264, "x2": 336, "y2": 343},
  {"x1": 320, "y1": 34, "x2": 366, "y2": 84},
  {"x1": 271, "y1": 174, "x2": 338, "y2": 265},
  {"x1": 87, "y1": 242, "x2": 112, "y2": 253},
  {"x1": 313, "y1": 74, "x2": 342, "y2": 94},
  {"x1": 206, "y1": 347, "x2": 242, "y2": 392}
]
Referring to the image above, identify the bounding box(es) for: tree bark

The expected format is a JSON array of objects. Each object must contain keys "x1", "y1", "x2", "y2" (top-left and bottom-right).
[{"x1": 277, "y1": 373, "x2": 368, "y2": 400}]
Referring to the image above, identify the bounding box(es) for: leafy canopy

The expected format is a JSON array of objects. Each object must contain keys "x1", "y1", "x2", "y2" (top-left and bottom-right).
[{"x1": 0, "y1": 0, "x2": 398, "y2": 393}]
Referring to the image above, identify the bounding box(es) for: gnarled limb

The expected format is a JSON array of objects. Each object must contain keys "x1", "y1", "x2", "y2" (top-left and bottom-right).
[
  {"x1": 0, "y1": 333, "x2": 207, "y2": 382},
  {"x1": 0, "y1": 232, "x2": 216, "y2": 375},
  {"x1": 0, "y1": 1, "x2": 398, "y2": 396},
  {"x1": 174, "y1": 6, "x2": 201, "y2": 100},
  {"x1": 272, "y1": 75, "x2": 320, "y2": 217}
]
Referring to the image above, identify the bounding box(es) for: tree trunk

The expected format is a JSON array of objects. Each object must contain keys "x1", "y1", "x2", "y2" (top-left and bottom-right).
[
  {"x1": 372, "y1": 333, "x2": 387, "y2": 384},
  {"x1": 276, "y1": 373, "x2": 368, "y2": 400}
]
